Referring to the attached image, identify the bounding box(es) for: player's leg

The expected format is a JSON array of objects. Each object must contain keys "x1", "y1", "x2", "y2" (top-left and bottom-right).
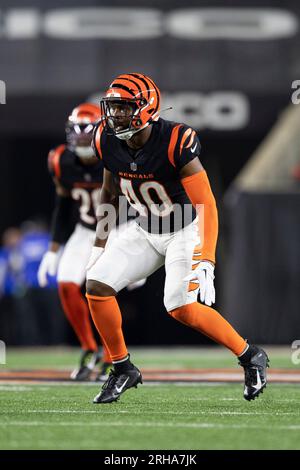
[
  {"x1": 107, "y1": 220, "x2": 147, "y2": 291},
  {"x1": 86, "y1": 222, "x2": 164, "y2": 403},
  {"x1": 57, "y1": 224, "x2": 110, "y2": 379},
  {"x1": 164, "y1": 220, "x2": 269, "y2": 401}
]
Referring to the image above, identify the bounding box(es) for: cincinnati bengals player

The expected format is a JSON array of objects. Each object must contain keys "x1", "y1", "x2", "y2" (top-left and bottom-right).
[
  {"x1": 37, "y1": 103, "x2": 112, "y2": 381},
  {"x1": 85, "y1": 73, "x2": 269, "y2": 403}
]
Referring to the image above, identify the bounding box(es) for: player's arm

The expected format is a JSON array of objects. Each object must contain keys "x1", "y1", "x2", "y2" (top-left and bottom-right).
[
  {"x1": 38, "y1": 178, "x2": 73, "y2": 287},
  {"x1": 94, "y1": 169, "x2": 119, "y2": 248},
  {"x1": 49, "y1": 178, "x2": 73, "y2": 252},
  {"x1": 179, "y1": 156, "x2": 218, "y2": 307},
  {"x1": 90, "y1": 122, "x2": 119, "y2": 249},
  {"x1": 86, "y1": 169, "x2": 119, "y2": 271},
  {"x1": 180, "y1": 157, "x2": 218, "y2": 265},
  {"x1": 171, "y1": 125, "x2": 218, "y2": 265}
]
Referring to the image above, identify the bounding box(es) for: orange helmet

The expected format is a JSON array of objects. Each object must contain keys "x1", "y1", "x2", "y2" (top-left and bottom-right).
[
  {"x1": 100, "y1": 73, "x2": 161, "y2": 140},
  {"x1": 66, "y1": 103, "x2": 101, "y2": 158}
]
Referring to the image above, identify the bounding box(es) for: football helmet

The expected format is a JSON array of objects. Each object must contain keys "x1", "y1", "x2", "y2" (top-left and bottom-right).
[
  {"x1": 66, "y1": 103, "x2": 101, "y2": 159},
  {"x1": 100, "y1": 73, "x2": 161, "y2": 140}
]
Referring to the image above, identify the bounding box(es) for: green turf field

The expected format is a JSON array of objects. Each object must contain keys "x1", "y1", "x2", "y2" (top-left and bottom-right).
[{"x1": 0, "y1": 347, "x2": 299, "y2": 450}]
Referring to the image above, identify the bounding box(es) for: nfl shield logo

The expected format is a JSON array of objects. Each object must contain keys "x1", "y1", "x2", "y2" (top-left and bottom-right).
[{"x1": 130, "y1": 162, "x2": 138, "y2": 172}]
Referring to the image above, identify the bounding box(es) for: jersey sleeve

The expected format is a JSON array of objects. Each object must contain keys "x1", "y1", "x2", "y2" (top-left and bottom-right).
[
  {"x1": 92, "y1": 123, "x2": 104, "y2": 161},
  {"x1": 47, "y1": 144, "x2": 65, "y2": 180},
  {"x1": 169, "y1": 125, "x2": 201, "y2": 171},
  {"x1": 92, "y1": 123, "x2": 112, "y2": 171}
]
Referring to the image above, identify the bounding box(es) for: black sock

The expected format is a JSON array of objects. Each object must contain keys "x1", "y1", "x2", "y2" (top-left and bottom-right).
[{"x1": 113, "y1": 356, "x2": 135, "y2": 374}]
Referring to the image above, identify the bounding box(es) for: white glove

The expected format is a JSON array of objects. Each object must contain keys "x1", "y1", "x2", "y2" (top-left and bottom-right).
[
  {"x1": 37, "y1": 251, "x2": 60, "y2": 287},
  {"x1": 184, "y1": 261, "x2": 215, "y2": 306},
  {"x1": 86, "y1": 246, "x2": 104, "y2": 272}
]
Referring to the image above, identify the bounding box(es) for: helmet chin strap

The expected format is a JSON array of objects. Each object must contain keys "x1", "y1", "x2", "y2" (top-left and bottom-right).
[
  {"x1": 115, "y1": 130, "x2": 138, "y2": 141},
  {"x1": 75, "y1": 146, "x2": 95, "y2": 158},
  {"x1": 115, "y1": 121, "x2": 150, "y2": 141}
]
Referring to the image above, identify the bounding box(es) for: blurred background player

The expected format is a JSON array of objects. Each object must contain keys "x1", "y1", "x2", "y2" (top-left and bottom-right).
[{"x1": 38, "y1": 103, "x2": 112, "y2": 381}]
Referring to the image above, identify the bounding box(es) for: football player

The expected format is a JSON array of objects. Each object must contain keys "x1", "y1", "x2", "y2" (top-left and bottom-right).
[
  {"x1": 38, "y1": 103, "x2": 112, "y2": 381},
  {"x1": 85, "y1": 73, "x2": 269, "y2": 403}
]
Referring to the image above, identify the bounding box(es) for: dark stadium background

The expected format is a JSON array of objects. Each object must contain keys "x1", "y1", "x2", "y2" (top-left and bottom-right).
[{"x1": 0, "y1": 0, "x2": 298, "y2": 347}]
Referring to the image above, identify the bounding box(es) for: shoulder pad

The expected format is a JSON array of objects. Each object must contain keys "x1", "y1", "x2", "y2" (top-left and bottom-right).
[
  {"x1": 48, "y1": 144, "x2": 66, "y2": 179},
  {"x1": 92, "y1": 122, "x2": 105, "y2": 160},
  {"x1": 168, "y1": 124, "x2": 200, "y2": 169}
]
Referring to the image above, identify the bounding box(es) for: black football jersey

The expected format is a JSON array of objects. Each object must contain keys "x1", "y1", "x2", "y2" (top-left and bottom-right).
[
  {"x1": 48, "y1": 145, "x2": 104, "y2": 230},
  {"x1": 93, "y1": 118, "x2": 200, "y2": 233}
]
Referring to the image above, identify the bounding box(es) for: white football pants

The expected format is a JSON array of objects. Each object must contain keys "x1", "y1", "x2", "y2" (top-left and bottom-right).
[
  {"x1": 87, "y1": 218, "x2": 201, "y2": 311},
  {"x1": 57, "y1": 222, "x2": 141, "y2": 286}
]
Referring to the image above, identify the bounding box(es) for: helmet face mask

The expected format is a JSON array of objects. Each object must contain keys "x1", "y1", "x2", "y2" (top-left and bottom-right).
[
  {"x1": 100, "y1": 73, "x2": 160, "y2": 140},
  {"x1": 101, "y1": 98, "x2": 139, "y2": 140},
  {"x1": 65, "y1": 103, "x2": 101, "y2": 159}
]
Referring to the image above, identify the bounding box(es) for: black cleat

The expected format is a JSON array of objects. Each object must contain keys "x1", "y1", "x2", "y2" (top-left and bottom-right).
[
  {"x1": 239, "y1": 346, "x2": 269, "y2": 401},
  {"x1": 93, "y1": 365, "x2": 142, "y2": 404},
  {"x1": 70, "y1": 350, "x2": 101, "y2": 381},
  {"x1": 95, "y1": 362, "x2": 113, "y2": 382}
]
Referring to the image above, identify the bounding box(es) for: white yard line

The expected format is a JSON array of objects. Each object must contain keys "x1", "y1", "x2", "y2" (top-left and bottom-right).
[
  {"x1": 1, "y1": 421, "x2": 300, "y2": 430},
  {"x1": 1, "y1": 409, "x2": 298, "y2": 416}
]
